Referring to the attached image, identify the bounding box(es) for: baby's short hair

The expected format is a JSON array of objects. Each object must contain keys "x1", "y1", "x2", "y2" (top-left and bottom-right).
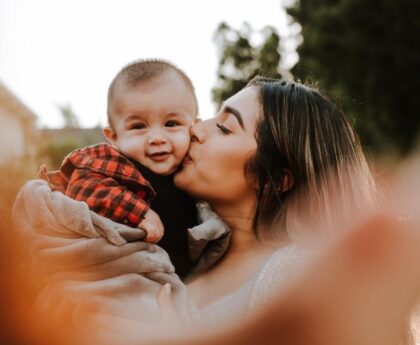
[{"x1": 107, "y1": 59, "x2": 198, "y2": 128}]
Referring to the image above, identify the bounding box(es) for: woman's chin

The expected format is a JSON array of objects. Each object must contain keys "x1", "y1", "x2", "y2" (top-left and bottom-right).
[{"x1": 173, "y1": 165, "x2": 192, "y2": 189}]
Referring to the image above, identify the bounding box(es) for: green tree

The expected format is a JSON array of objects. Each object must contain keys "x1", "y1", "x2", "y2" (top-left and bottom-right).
[
  {"x1": 58, "y1": 103, "x2": 80, "y2": 128},
  {"x1": 287, "y1": 0, "x2": 420, "y2": 155},
  {"x1": 212, "y1": 22, "x2": 285, "y2": 109},
  {"x1": 37, "y1": 127, "x2": 104, "y2": 169},
  {"x1": 37, "y1": 138, "x2": 81, "y2": 169}
]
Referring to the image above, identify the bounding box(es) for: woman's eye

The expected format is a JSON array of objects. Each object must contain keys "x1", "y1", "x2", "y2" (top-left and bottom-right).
[
  {"x1": 216, "y1": 123, "x2": 232, "y2": 134},
  {"x1": 165, "y1": 120, "x2": 179, "y2": 127},
  {"x1": 129, "y1": 123, "x2": 146, "y2": 130}
]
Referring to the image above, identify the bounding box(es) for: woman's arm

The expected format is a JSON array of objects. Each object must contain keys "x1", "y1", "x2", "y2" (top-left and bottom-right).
[
  {"x1": 11, "y1": 179, "x2": 180, "y2": 338},
  {"x1": 134, "y1": 214, "x2": 420, "y2": 345}
]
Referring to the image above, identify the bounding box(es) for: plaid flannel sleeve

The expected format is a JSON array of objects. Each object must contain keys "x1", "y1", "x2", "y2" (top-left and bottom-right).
[{"x1": 66, "y1": 169, "x2": 150, "y2": 227}]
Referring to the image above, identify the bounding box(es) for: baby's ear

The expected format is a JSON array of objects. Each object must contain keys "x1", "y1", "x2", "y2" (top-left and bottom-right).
[{"x1": 103, "y1": 127, "x2": 118, "y2": 146}]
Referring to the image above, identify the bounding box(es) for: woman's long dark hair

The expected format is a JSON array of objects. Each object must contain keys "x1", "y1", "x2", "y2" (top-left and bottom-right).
[{"x1": 246, "y1": 76, "x2": 376, "y2": 243}]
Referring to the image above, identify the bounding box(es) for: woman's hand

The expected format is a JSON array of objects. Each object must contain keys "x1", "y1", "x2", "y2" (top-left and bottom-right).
[
  {"x1": 157, "y1": 283, "x2": 181, "y2": 326},
  {"x1": 147, "y1": 272, "x2": 200, "y2": 327}
]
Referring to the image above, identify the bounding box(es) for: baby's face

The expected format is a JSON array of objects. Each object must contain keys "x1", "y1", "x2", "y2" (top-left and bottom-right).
[{"x1": 107, "y1": 72, "x2": 197, "y2": 175}]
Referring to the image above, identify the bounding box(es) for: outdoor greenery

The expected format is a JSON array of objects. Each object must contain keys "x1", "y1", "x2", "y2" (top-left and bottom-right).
[
  {"x1": 58, "y1": 103, "x2": 81, "y2": 128},
  {"x1": 37, "y1": 129, "x2": 103, "y2": 169},
  {"x1": 212, "y1": 22, "x2": 285, "y2": 109},
  {"x1": 37, "y1": 106, "x2": 104, "y2": 169},
  {"x1": 213, "y1": 0, "x2": 420, "y2": 156}
]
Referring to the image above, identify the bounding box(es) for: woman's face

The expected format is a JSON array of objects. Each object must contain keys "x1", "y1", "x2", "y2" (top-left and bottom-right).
[{"x1": 174, "y1": 86, "x2": 261, "y2": 205}]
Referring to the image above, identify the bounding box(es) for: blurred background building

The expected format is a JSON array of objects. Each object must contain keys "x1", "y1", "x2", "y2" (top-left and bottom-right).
[{"x1": 0, "y1": 81, "x2": 38, "y2": 168}]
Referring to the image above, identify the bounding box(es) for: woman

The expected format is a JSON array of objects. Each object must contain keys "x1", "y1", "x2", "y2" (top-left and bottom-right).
[
  {"x1": 12, "y1": 76, "x2": 377, "y2": 342},
  {"x1": 173, "y1": 76, "x2": 376, "y2": 323}
]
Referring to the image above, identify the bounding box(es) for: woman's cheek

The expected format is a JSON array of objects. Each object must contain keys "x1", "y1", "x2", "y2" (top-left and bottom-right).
[{"x1": 204, "y1": 150, "x2": 242, "y2": 184}]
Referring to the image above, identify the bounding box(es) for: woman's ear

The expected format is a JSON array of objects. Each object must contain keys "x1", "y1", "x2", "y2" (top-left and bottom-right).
[
  {"x1": 103, "y1": 127, "x2": 118, "y2": 146},
  {"x1": 281, "y1": 169, "x2": 294, "y2": 192}
]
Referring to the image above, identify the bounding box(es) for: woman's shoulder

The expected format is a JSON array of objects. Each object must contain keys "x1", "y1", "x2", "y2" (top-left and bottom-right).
[
  {"x1": 248, "y1": 243, "x2": 310, "y2": 314},
  {"x1": 264, "y1": 243, "x2": 308, "y2": 273}
]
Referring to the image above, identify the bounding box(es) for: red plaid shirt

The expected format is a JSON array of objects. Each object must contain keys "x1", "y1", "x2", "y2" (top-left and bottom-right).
[{"x1": 39, "y1": 143, "x2": 156, "y2": 227}]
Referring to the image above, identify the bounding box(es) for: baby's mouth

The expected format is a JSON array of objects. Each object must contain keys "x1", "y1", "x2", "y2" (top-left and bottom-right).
[{"x1": 148, "y1": 151, "x2": 171, "y2": 162}]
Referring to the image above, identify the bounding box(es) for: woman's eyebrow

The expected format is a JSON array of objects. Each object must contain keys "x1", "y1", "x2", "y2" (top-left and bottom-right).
[{"x1": 222, "y1": 105, "x2": 245, "y2": 129}]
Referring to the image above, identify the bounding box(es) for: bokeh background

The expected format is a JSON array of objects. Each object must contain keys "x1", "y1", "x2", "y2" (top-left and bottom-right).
[{"x1": 1, "y1": 0, "x2": 419, "y2": 343}]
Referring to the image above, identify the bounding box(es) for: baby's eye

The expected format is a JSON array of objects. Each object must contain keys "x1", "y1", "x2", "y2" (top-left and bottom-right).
[
  {"x1": 165, "y1": 120, "x2": 180, "y2": 127},
  {"x1": 216, "y1": 123, "x2": 232, "y2": 135},
  {"x1": 129, "y1": 123, "x2": 146, "y2": 130}
]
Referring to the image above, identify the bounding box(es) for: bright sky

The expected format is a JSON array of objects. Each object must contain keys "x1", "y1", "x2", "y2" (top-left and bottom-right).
[{"x1": 0, "y1": 0, "x2": 299, "y2": 128}]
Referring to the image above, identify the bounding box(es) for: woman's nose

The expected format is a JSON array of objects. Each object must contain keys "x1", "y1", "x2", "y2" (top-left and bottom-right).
[{"x1": 190, "y1": 119, "x2": 208, "y2": 143}]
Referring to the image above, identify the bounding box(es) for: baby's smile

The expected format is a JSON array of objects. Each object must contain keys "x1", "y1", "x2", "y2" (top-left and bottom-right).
[{"x1": 147, "y1": 151, "x2": 172, "y2": 162}]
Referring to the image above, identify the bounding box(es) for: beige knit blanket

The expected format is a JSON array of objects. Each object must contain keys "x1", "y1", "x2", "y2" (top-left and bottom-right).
[{"x1": 12, "y1": 179, "x2": 191, "y2": 329}]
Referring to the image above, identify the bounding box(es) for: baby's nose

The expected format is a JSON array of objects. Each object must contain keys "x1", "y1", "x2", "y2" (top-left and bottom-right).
[{"x1": 148, "y1": 128, "x2": 167, "y2": 145}]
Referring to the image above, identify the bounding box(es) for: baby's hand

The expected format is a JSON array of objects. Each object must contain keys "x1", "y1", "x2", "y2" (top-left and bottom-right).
[{"x1": 139, "y1": 208, "x2": 164, "y2": 243}]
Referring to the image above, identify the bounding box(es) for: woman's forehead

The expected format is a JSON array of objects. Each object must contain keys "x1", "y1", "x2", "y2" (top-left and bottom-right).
[{"x1": 223, "y1": 87, "x2": 261, "y2": 128}]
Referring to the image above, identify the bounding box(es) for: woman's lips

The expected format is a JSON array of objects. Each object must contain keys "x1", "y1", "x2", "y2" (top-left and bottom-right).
[
  {"x1": 148, "y1": 152, "x2": 171, "y2": 162},
  {"x1": 183, "y1": 153, "x2": 193, "y2": 164}
]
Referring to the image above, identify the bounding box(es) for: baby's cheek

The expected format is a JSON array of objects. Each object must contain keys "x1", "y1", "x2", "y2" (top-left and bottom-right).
[
  {"x1": 172, "y1": 131, "x2": 192, "y2": 156},
  {"x1": 117, "y1": 138, "x2": 146, "y2": 161}
]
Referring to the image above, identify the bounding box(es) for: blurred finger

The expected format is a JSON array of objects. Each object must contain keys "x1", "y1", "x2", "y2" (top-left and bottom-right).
[
  {"x1": 158, "y1": 283, "x2": 178, "y2": 324},
  {"x1": 147, "y1": 272, "x2": 191, "y2": 325}
]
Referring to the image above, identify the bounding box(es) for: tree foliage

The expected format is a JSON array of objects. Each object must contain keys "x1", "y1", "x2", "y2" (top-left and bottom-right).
[
  {"x1": 37, "y1": 127, "x2": 104, "y2": 169},
  {"x1": 58, "y1": 103, "x2": 80, "y2": 128},
  {"x1": 212, "y1": 22, "x2": 285, "y2": 109},
  {"x1": 36, "y1": 104, "x2": 100, "y2": 169},
  {"x1": 287, "y1": 0, "x2": 420, "y2": 155},
  {"x1": 37, "y1": 138, "x2": 82, "y2": 169}
]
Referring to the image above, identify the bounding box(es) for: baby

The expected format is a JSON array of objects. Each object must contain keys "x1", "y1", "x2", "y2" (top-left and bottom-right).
[{"x1": 40, "y1": 59, "x2": 200, "y2": 278}]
